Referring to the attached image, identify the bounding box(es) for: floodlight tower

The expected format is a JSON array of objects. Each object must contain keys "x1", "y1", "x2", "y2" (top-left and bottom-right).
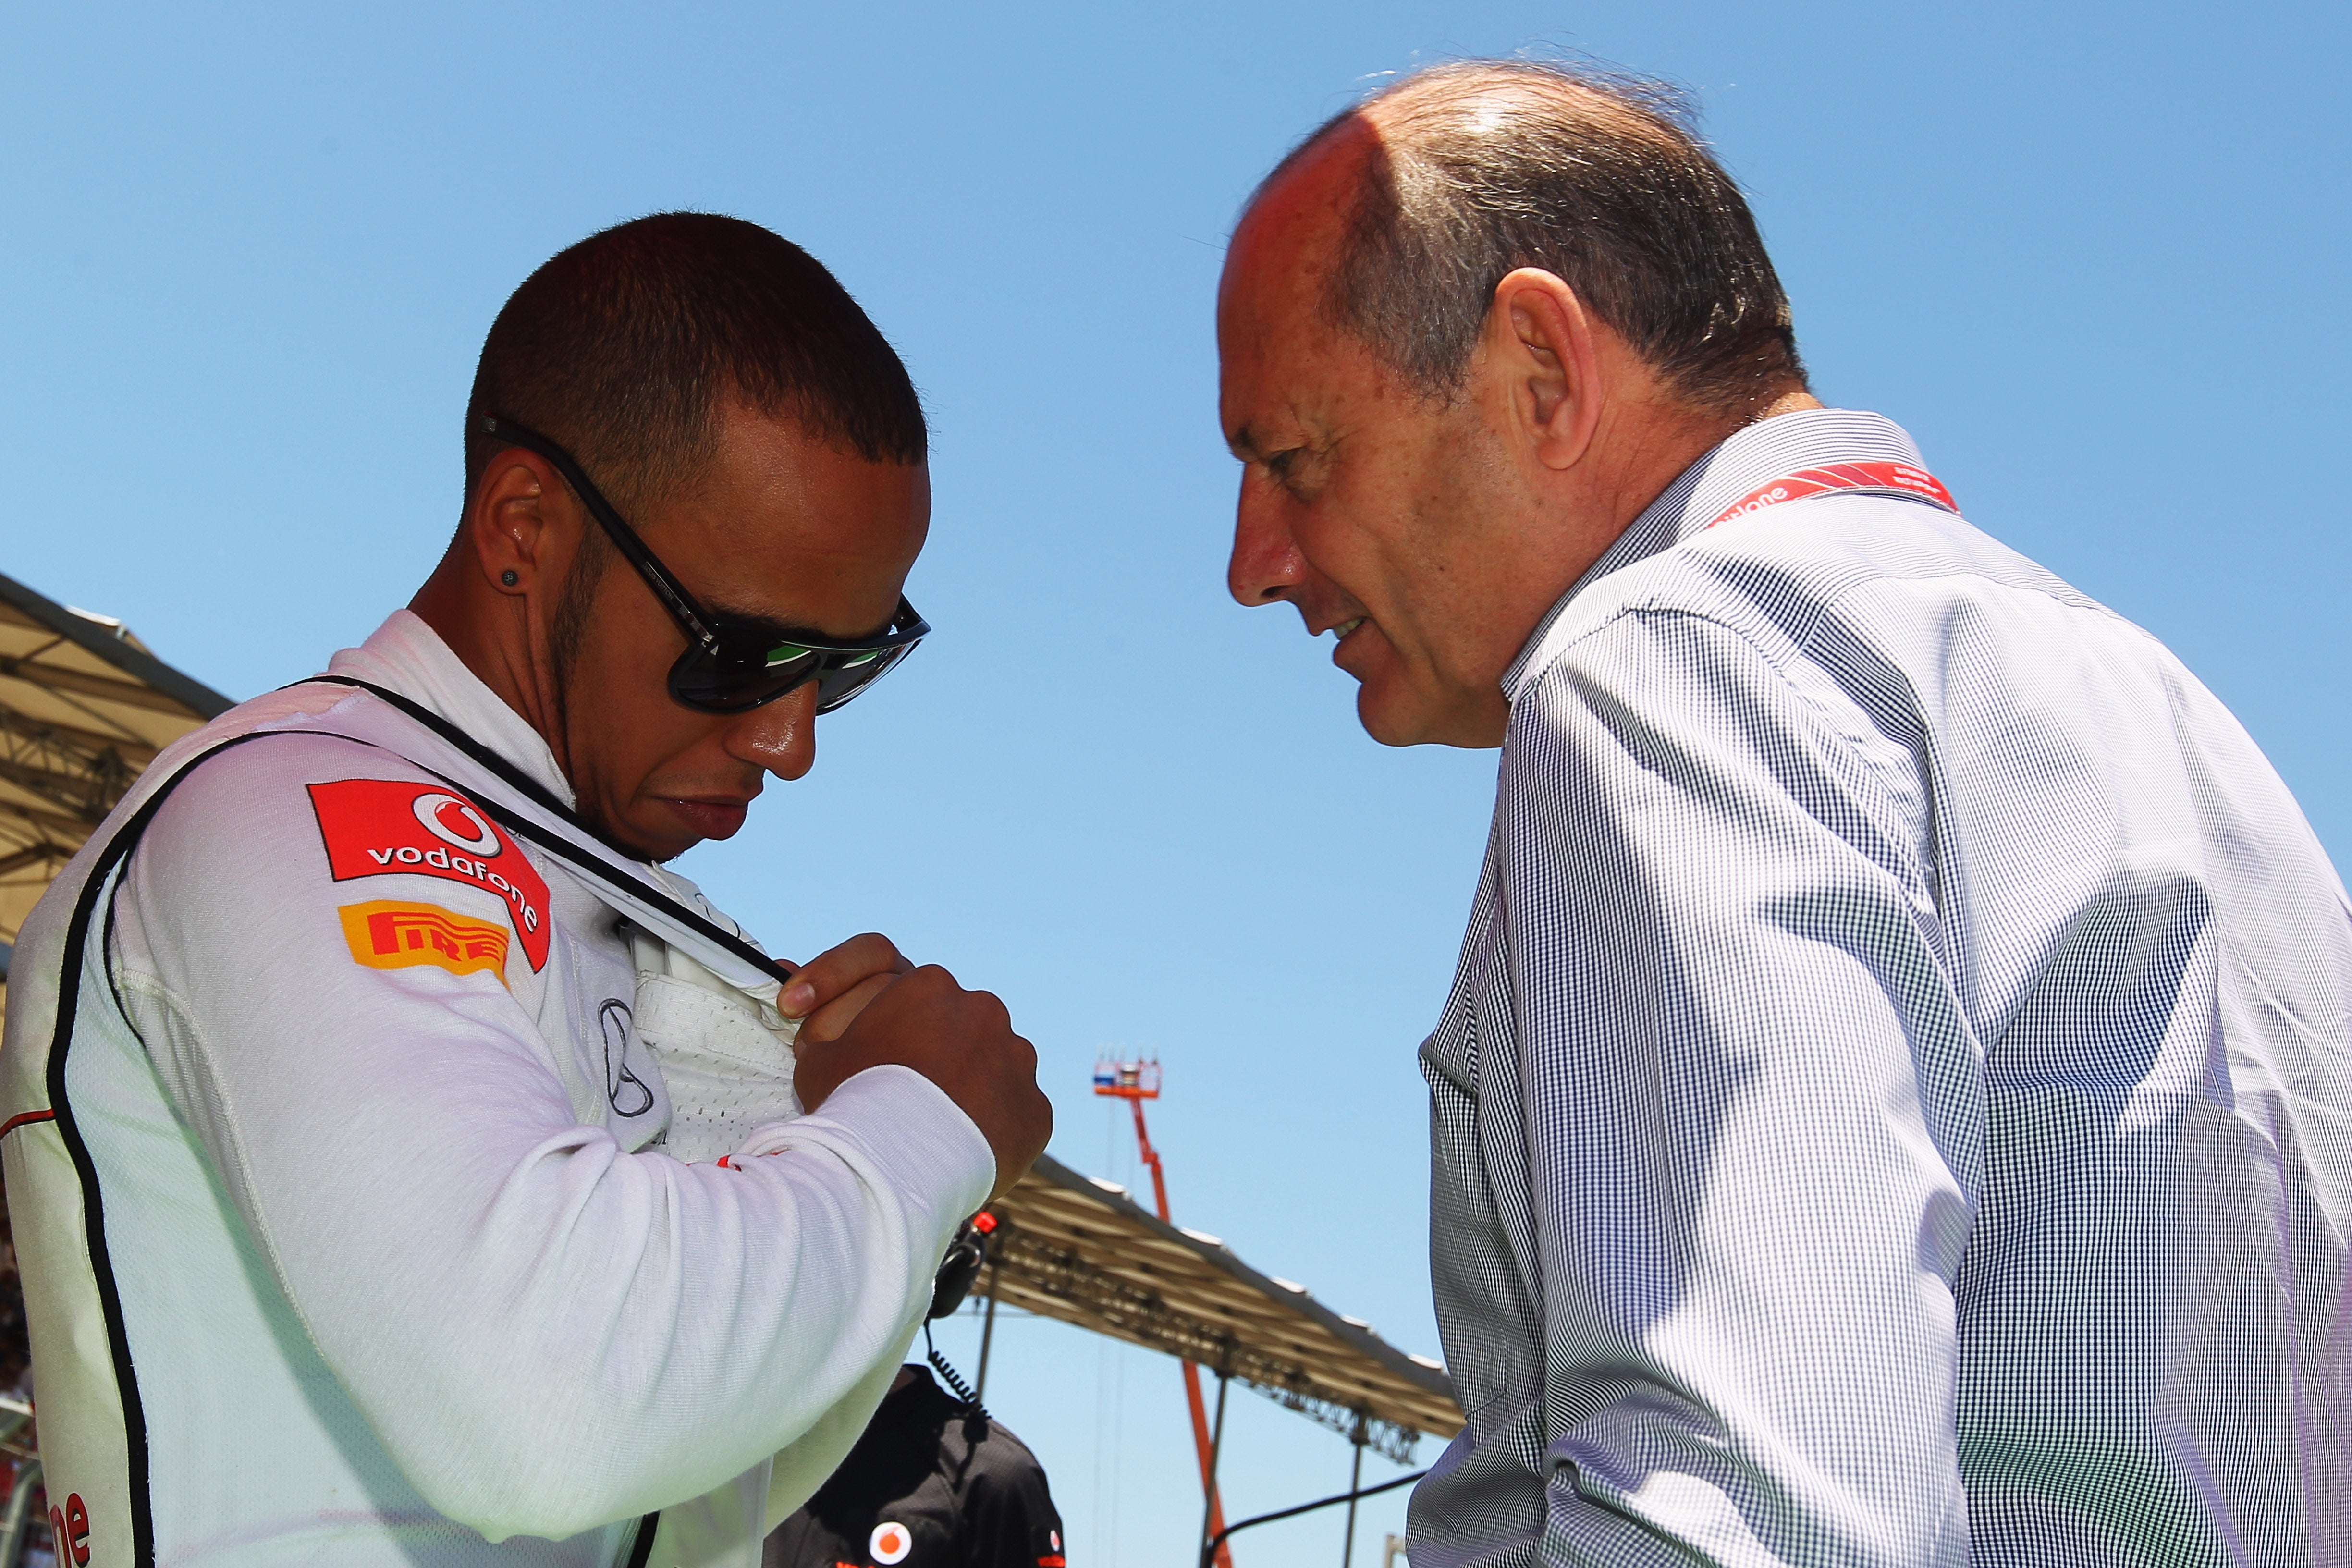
[{"x1": 1092, "y1": 1055, "x2": 1232, "y2": 1568}]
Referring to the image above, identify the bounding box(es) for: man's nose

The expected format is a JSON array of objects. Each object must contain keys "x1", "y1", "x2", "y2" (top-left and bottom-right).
[
  {"x1": 723, "y1": 683, "x2": 818, "y2": 782},
  {"x1": 1227, "y1": 478, "x2": 1305, "y2": 608}
]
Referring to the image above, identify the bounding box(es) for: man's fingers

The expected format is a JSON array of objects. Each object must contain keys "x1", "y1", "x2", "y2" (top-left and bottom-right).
[
  {"x1": 778, "y1": 931, "x2": 910, "y2": 1019},
  {"x1": 790, "y1": 965, "x2": 956, "y2": 1106},
  {"x1": 789, "y1": 963, "x2": 1051, "y2": 1197},
  {"x1": 796, "y1": 971, "x2": 898, "y2": 1045}
]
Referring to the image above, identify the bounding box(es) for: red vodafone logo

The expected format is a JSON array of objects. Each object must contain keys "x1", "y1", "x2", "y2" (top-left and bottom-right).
[
  {"x1": 1705, "y1": 460, "x2": 1958, "y2": 530},
  {"x1": 870, "y1": 1520, "x2": 912, "y2": 1564},
  {"x1": 308, "y1": 779, "x2": 551, "y2": 970},
  {"x1": 413, "y1": 791, "x2": 501, "y2": 855}
]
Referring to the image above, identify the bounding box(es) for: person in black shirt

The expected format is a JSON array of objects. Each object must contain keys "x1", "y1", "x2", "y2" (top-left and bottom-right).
[{"x1": 763, "y1": 1362, "x2": 1066, "y2": 1568}]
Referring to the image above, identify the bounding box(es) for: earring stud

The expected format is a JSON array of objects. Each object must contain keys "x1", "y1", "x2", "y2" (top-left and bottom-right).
[{"x1": 501, "y1": 570, "x2": 519, "y2": 587}]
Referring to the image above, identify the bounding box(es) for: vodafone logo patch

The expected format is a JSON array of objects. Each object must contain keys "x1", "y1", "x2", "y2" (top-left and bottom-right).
[
  {"x1": 870, "y1": 1520, "x2": 912, "y2": 1564},
  {"x1": 308, "y1": 779, "x2": 551, "y2": 970},
  {"x1": 413, "y1": 791, "x2": 501, "y2": 854}
]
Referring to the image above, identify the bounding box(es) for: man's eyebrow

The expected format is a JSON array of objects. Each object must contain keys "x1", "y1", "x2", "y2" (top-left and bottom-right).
[{"x1": 1226, "y1": 422, "x2": 1262, "y2": 461}]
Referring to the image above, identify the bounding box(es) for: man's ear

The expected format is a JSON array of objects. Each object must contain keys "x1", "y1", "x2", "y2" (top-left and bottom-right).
[
  {"x1": 466, "y1": 449, "x2": 561, "y2": 596},
  {"x1": 1483, "y1": 268, "x2": 1603, "y2": 472}
]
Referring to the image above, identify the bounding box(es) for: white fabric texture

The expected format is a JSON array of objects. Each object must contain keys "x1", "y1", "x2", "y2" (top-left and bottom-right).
[
  {"x1": 627, "y1": 915, "x2": 804, "y2": 1164},
  {"x1": 1408, "y1": 409, "x2": 2352, "y2": 1568},
  {"x1": 2, "y1": 610, "x2": 993, "y2": 1565}
]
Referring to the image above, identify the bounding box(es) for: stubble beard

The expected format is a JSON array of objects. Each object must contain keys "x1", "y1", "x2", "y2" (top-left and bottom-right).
[{"x1": 544, "y1": 527, "x2": 616, "y2": 834}]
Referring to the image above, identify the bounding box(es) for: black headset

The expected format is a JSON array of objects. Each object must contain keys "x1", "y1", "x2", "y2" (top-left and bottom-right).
[
  {"x1": 924, "y1": 1214, "x2": 998, "y2": 1414},
  {"x1": 928, "y1": 1215, "x2": 991, "y2": 1320}
]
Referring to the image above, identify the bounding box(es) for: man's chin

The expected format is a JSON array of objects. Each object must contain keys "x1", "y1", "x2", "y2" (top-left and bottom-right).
[
  {"x1": 579, "y1": 801, "x2": 705, "y2": 864},
  {"x1": 595, "y1": 820, "x2": 692, "y2": 864},
  {"x1": 1356, "y1": 679, "x2": 1507, "y2": 750},
  {"x1": 1356, "y1": 682, "x2": 1435, "y2": 748},
  {"x1": 662, "y1": 798, "x2": 750, "y2": 842}
]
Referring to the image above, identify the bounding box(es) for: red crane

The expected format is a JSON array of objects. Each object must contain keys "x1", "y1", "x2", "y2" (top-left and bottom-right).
[{"x1": 1091, "y1": 1057, "x2": 1233, "y2": 1568}]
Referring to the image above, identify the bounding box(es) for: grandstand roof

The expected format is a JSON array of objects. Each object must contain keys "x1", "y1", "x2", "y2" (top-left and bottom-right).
[
  {"x1": 0, "y1": 571, "x2": 232, "y2": 994},
  {"x1": 984, "y1": 1152, "x2": 1462, "y2": 1458}
]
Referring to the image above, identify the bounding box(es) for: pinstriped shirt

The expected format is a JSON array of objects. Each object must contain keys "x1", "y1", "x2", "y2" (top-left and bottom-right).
[{"x1": 1406, "y1": 409, "x2": 2352, "y2": 1567}]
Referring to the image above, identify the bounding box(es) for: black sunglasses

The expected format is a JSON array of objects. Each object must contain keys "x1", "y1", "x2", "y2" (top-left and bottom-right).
[{"x1": 478, "y1": 412, "x2": 929, "y2": 714}]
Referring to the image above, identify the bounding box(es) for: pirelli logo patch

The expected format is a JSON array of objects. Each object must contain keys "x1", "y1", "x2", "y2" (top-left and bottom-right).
[
  {"x1": 339, "y1": 900, "x2": 512, "y2": 985},
  {"x1": 308, "y1": 778, "x2": 550, "y2": 969}
]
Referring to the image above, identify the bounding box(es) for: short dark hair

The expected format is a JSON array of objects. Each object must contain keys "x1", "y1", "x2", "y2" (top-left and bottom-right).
[
  {"x1": 1262, "y1": 61, "x2": 1805, "y2": 416},
  {"x1": 465, "y1": 213, "x2": 926, "y2": 519}
]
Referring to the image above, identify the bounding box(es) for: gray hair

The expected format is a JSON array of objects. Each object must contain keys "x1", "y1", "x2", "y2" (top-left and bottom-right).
[{"x1": 1258, "y1": 60, "x2": 1805, "y2": 415}]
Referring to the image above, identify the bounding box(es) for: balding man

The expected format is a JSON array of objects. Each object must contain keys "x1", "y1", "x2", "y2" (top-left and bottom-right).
[
  {"x1": 1, "y1": 214, "x2": 1049, "y2": 1567},
  {"x1": 1221, "y1": 62, "x2": 2352, "y2": 1567}
]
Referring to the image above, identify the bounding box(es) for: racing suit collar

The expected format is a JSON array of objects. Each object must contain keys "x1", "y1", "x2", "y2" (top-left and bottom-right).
[{"x1": 327, "y1": 609, "x2": 577, "y2": 810}]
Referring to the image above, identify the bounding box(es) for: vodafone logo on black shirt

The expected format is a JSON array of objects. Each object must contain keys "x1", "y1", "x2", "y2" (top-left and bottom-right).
[{"x1": 308, "y1": 779, "x2": 551, "y2": 969}]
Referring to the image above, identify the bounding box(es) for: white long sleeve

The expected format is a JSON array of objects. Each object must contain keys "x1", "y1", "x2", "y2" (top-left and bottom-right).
[{"x1": 109, "y1": 729, "x2": 994, "y2": 1541}]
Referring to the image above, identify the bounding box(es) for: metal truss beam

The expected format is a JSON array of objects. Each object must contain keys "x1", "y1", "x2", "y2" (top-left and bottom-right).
[
  {"x1": 0, "y1": 702, "x2": 154, "y2": 764},
  {"x1": 0, "y1": 845, "x2": 67, "y2": 881},
  {"x1": 989, "y1": 1224, "x2": 1422, "y2": 1464},
  {"x1": 0, "y1": 700, "x2": 137, "y2": 824},
  {"x1": 0, "y1": 652, "x2": 195, "y2": 717}
]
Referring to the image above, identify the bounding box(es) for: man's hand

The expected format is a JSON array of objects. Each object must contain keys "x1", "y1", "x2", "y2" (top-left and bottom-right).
[
  {"x1": 779, "y1": 932, "x2": 913, "y2": 1044},
  {"x1": 785, "y1": 941, "x2": 1051, "y2": 1202}
]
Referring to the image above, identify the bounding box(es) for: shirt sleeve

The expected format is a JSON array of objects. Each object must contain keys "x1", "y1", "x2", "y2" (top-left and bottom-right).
[
  {"x1": 108, "y1": 734, "x2": 997, "y2": 1543},
  {"x1": 959, "y1": 1432, "x2": 1066, "y2": 1568},
  {"x1": 1502, "y1": 608, "x2": 1980, "y2": 1566},
  {"x1": 760, "y1": 1346, "x2": 911, "y2": 1532}
]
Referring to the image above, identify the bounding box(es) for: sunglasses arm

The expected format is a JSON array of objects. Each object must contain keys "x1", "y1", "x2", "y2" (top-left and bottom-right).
[{"x1": 478, "y1": 412, "x2": 725, "y2": 654}]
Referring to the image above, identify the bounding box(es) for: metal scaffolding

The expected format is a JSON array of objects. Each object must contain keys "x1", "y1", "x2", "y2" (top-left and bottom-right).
[{"x1": 979, "y1": 1152, "x2": 1461, "y2": 1458}]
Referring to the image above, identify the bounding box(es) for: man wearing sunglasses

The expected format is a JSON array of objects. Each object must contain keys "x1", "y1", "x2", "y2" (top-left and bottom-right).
[{"x1": 1, "y1": 214, "x2": 1049, "y2": 1568}]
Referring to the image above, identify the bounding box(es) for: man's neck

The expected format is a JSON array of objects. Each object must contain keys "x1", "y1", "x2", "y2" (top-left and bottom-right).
[
  {"x1": 1525, "y1": 383, "x2": 1830, "y2": 653},
  {"x1": 409, "y1": 555, "x2": 576, "y2": 783},
  {"x1": 1598, "y1": 387, "x2": 1825, "y2": 540},
  {"x1": 1757, "y1": 389, "x2": 1826, "y2": 421}
]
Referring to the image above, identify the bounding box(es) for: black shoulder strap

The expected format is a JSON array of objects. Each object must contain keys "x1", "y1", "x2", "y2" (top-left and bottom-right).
[
  {"x1": 302, "y1": 675, "x2": 609, "y2": 845},
  {"x1": 625, "y1": 1511, "x2": 660, "y2": 1568},
  {"x1": 292, "y1": 676, "x2": 793, "y2": 984}
]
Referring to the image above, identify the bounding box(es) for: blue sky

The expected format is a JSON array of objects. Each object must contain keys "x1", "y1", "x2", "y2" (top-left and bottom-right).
[{"x1": 5, "y1": 2, "x2": 2347, "y2": 1563}]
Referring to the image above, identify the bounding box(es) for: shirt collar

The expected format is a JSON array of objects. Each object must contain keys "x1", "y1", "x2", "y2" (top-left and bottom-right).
[
  {"x1": 1502, "y1": 407, "x2": 1930, "y2": 698},
  {"x1": 327, "y1": 609, "x2": 577, "y2": 808}
]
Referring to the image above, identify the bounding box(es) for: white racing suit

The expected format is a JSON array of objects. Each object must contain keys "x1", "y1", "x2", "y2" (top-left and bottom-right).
[{"x1": 0, "y1": 611, "x2": 994, "y2": 1566}]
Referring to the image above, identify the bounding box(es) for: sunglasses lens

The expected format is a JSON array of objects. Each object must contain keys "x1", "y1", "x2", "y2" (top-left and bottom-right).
[
  {"x1": 813, "y1": 644, "x2": 914, "y2": 713},
  {"x1": 668, "y1": 643, "x2": 819, "y2": 711},
  {"x1": 667, "y1": 630, "x2": 919, "y2": 714}
]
